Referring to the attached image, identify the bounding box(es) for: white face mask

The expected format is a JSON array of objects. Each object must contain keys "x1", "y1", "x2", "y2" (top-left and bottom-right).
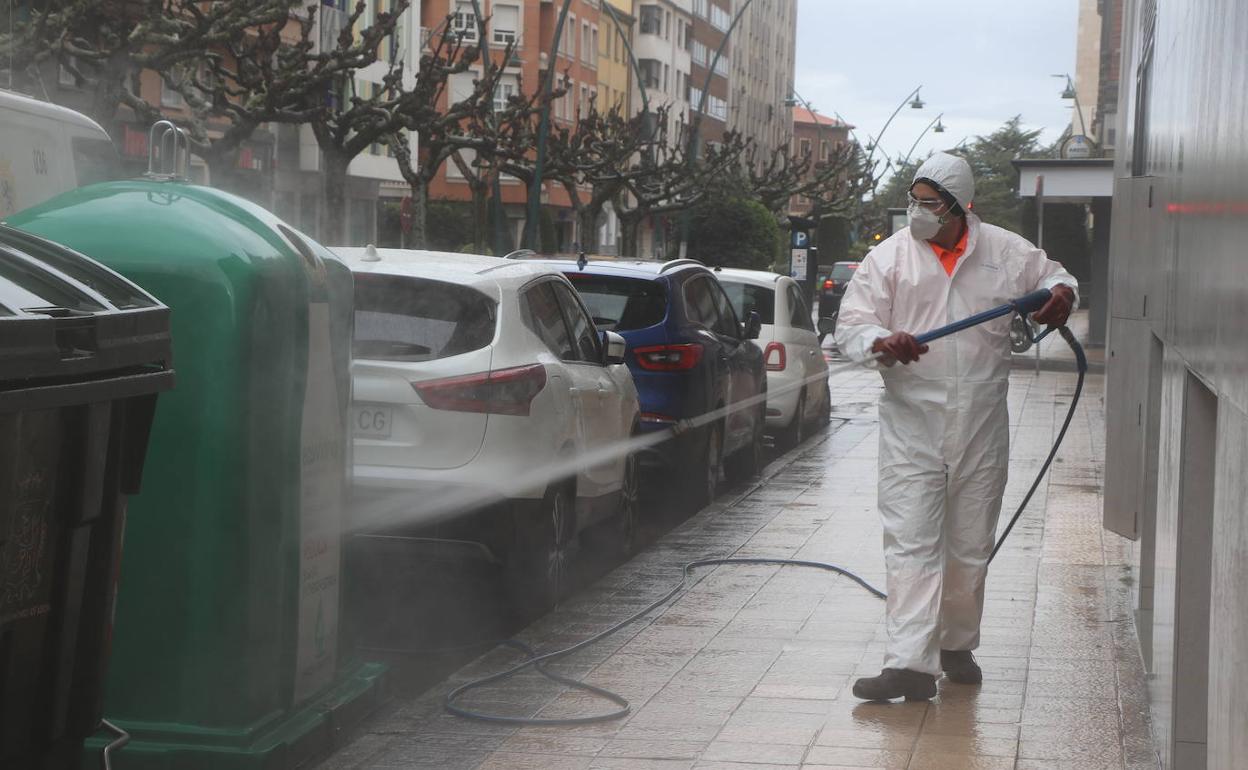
[{"x1": 907, "y1": 204, "x2": 944, "y2": 240}]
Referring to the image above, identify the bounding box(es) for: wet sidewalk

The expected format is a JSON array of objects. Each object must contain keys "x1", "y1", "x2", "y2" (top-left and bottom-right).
[{"x1": 320, "y1": 361, "x2": 1156, "y2": 769}]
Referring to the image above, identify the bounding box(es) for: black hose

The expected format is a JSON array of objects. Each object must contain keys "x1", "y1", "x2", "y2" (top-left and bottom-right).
[
  {"x1": 444, "y1": 325, "x2": 1087, "y2": 726},
  {"x1": 988, "y1": 325, "x2": 1086, "y2": 564}
]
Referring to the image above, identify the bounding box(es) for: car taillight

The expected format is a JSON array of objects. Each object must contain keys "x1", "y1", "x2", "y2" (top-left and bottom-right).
[
  {"x1": 823, "y1": 279, "x2": 834, "y2": 290},
  {"x1": 413, "y1": 364, "x2": 547, "y2": 416},
  {"x1": 633, "y1": 343, "x2": 703, "y2": 371},
  {"x1": 764, "y1": 342, "x2": 786, "y2": 371}
]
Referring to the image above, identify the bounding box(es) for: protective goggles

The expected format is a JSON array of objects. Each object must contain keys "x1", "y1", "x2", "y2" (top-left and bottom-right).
[{"x1": 906, "y1": 191, "x2": 951, "y2": 211}]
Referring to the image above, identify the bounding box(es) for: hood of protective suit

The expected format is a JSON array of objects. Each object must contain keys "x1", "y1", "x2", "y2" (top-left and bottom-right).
[{"x1": 912, "y1": 152, "x2": 974, "y2": 212}]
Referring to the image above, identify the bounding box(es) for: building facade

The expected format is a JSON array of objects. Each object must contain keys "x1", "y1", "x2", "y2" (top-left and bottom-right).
[
  {"x1": 787, "y1": 107, "x2": 850, "y2": 218},
  {"x1": 727, "y1": 0, "x2": 795, "y2": 158},
  {"x1": 1072, "y1": 0, "x2": 1101, "y2": 141},
  {"x1": 276, "y1": 0, "x2": 423, "y2": 246},
  {"x1": 1101, "y1": 1, "x2": 1248, "y2": 768},
  {"x1": 422, "y1": 0, "x2": 601, "y2": 252},
  {"x1": 632, "y1": 0, "x2": 693, "y2": 147},
  {"x1": 687, "y1": 0, "x2": 730, "y2": 146}
]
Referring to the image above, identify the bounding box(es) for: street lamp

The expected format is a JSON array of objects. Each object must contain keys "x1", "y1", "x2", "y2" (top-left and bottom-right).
[
  {"x1": 862, "y1": 86, "x2": 926, "y2": 190},
  {"x1": 1051, "y1": 73, "x2": 1088, "y2": 137}
]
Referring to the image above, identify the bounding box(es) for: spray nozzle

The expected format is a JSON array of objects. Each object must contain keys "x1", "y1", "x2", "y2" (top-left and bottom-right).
[{"x1": 1010, "y1": 288, "x2": 1052, "y2": 316}]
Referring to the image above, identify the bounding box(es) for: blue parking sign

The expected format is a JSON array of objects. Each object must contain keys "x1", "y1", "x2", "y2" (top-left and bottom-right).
[{"x1": 791, "y1": 231, "x2": 809, "y2": 248}]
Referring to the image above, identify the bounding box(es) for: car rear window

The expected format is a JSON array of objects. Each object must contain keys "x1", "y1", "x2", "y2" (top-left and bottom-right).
[
  {"x1": 564, "y1": 273, "x2": 667, "y2": 331},
  {"x1": 831, "y1": 263, "x2": 859, "y2": 282},
  {"x1": 719, "y1": 281, "x2": 775, "y2": 325},
  {"x1": 353, "y1": 273, "x2": 496, "y2": 361}
]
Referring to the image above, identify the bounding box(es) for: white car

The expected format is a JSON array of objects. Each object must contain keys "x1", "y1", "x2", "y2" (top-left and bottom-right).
[
  {"x1": 335, "y1": 246, "x2": 641, "y2": 611},
  {"x1": 713, "y1": 267, "x2": 831, "y2": 446}
]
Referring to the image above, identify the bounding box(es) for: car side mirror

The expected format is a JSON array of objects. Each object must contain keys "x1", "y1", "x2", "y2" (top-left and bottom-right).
[
  {"x1": 816, "y1": 316, "x2": 837, "y2": 339},
  {"x1": 741, "y1": 310, "x2": 762, "y2": 340},
  {"x1": 600, "y1": 330, "x2": 627, "y2": 365}
]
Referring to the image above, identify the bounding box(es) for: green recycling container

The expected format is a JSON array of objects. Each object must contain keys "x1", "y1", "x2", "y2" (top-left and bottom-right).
[{"x1": 8, "y1": 181, "x2": 384, "y2": 770}]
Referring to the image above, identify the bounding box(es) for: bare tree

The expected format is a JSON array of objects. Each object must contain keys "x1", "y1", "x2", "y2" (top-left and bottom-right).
[{"x1": 613, "y1": 119, "x2": 748, "y2": 257}]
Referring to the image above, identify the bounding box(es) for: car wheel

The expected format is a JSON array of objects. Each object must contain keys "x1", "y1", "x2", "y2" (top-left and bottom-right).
[
  {"x1": 780, "y1": 392, "x2": 806, "y2": 448},
  {"x1": 614, "y1": 452, "x2": 641, "y2": 555},
  {"x1": 680, "y1": 421, "x2": 722, "y2": 511},
  {"x1": 725, "y1": 409, "x2": 764, "y2": 481},
  {"x1": 505, "y1": 484, "x2": 574, "y2": 616}
]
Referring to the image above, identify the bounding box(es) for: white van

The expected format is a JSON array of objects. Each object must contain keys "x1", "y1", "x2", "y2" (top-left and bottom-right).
[{"x1": 0, "y1": 89, "x2": 119, "y2": 218}]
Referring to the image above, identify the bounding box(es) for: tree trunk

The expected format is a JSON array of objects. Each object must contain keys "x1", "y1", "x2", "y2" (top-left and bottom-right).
[
  {"x1": 470, "y1": 180, "x2": 488, "y2": 253},
  {"x1": 619, "y1": 211, "x2": 641, "y2": 258},
  {"x1": 204, "y1": 151, "x2": 241, "y2": 195},
  {"x1": 321, "y1": 150, "x2": 351, "y2": 245},
  {"x1": 408, "y1": 172, "x2": 430, "y2": 249}
]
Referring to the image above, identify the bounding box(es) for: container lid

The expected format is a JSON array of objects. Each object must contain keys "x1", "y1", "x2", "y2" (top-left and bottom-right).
[{"x1": 0, "y1": 224, "x2": 173, "y2": 385}]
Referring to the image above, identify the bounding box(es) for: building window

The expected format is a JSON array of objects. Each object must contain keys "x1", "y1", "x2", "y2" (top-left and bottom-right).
[
  {"x1": 160, "y1": 74, "x2": 185, "y2": 108},
  {"x1": 691, "y1": 39, "x2": 708, "y2": 67},
  {"x1": 591, "y1": 27, "x2": 599, "y2": 63},
  {"x1": 639, "y1": 5, "x2": 662, "y2": 36},
  {"x1": 562, "y1": 14, "x2": 576, "y2": 57},
  {"x1": 693, "y1": 0, "x2": 708, "y2": 19},
  {"x1": 707, "y1": 95, "x2": 727, "y2": 121},
  {"x1": 639, "y1": 59, "x2": 662, "y2": 90},
  {"x1": 710, "y1": 5, "x2": 731, "y2": 32},
  {"x1": 799, "y1": 138, "x2": 811, "y2": 156},
  {"x1": 493, "y1": 77, "x2": 518, "y2": 113},
  {"x1": 451, "y1": 2, "x2": 479, "y2": 41},
  {"x1": 493, "y1": 4, "x2": 518, "y2": 45}
]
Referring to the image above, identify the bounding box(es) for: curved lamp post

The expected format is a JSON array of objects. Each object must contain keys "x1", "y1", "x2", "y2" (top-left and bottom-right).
[
  {"x1": 1052, "y1": 73, "x2": 1088, "y2": 137},
  {"x1": 523, "y1": 0, "x2": 576, "y2": 250},
  {"x1": 898, "y1": 112, "x2": 946, "y2": 169},
  {"x1": 862, "y1": 86, "x2": 925, "y2": 183}
]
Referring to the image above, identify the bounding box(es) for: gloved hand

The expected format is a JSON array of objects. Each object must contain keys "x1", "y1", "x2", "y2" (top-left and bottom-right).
[
  {"x1": 1032, "y1": 284, "x2": 1076, "y2": 327},
  {"x1": 871, "y1": 332, "x2": 928, "y2": 366}
]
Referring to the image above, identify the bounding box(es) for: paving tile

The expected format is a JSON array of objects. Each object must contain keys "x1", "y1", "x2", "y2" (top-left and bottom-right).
[
  {"x1": 801, "y1": 745, "x2": 911, "y2": 768},
  {"x1": 700, "y1": 741, "x2": 808, "y2": 765},
  {"x1": 905, "y1": 753, "x2": 1017, "y2": 770}
]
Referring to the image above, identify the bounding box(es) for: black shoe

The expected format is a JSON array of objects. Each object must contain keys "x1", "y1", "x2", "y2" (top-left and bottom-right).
[
  {"x1": 940, "y1": 649, "x2": 983, "y2": 684},
  {"x1": 852, "y1": 668, "x2": 937, "y2": 701}
]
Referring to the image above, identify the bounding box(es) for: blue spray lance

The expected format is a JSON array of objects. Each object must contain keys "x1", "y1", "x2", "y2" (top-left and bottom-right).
[{"x1": 445, "y1": 290, "x2": 1087, "y2": 724}]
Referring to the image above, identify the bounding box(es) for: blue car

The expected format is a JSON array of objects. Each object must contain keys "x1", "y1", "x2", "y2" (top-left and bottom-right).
[{"x1": 529, "y1": 257, "x2": 768, "y2": 509}]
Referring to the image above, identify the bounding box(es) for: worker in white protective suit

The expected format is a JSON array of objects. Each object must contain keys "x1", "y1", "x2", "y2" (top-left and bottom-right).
[{"x1": 836, "y1": 153, "x2": 1078, "y2": 702}]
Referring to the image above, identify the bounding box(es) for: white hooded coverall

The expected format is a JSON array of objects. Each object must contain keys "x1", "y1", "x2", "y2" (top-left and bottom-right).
[{"x1": 834, "y1": 153, "x2": 1078, "y2": 676}]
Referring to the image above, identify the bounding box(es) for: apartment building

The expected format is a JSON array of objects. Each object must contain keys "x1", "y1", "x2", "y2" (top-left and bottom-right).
[
  {"x1": 277, "y1": 0, "x2": 423, "y2": 245},
  {"x1": 687, "y1": 0, "x2": 731, "y2": 146},
  {"x1": 787, "y1": 106, "x2": 851, "y2": 218},
  {"x1": 632, "y1": 0, "x2": 693, "y2": 145},
  {"x1": 422, "y1": 0, "x2": 601, "y2": 252},
  {"x1": 599, "y1": 0, "x2": 635, "y2": 115},
  {"x1": 727, "y1": 0, "x2": 796, "y2": 157}
]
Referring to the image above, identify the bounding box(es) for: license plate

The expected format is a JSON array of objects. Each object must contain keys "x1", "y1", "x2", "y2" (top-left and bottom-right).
[{"x1": 353, "y1": 406, "x2": 392, "y2": 438}]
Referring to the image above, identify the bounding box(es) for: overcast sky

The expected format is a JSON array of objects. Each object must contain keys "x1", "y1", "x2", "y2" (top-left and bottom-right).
[{"x1": 794, "y1": 0, "x2": 1080, "y2": 181}]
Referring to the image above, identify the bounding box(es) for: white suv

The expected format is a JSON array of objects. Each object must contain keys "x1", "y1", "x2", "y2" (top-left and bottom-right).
[
  {"x1": 336, "y1": 246, "x2": 641, "y2": 611},
  {"x1": 713, "y1": 267, "x2": 831, "y2": 446}
]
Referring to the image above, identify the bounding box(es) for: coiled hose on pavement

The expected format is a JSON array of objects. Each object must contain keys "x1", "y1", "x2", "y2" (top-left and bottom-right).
[{"x1": 444, "y1": 322, "x2": 1087, "y2": 726}]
